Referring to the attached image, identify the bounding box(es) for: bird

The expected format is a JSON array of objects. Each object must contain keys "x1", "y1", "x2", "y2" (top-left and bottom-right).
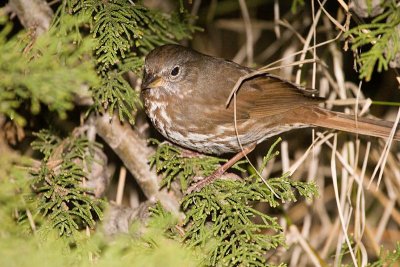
[{"x1": 140, "y1": 44, "x2": 400, "y2": 192}]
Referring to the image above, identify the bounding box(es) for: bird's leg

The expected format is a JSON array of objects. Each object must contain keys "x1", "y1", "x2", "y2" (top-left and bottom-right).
[{"x1": 186, "y1": 144, "x2": 256, "y2": 194}]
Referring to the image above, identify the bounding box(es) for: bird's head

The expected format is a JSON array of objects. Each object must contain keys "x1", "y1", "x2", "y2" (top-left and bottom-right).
[{"x1": 141, "y1": 44, "x2": 199, "y2": 93}]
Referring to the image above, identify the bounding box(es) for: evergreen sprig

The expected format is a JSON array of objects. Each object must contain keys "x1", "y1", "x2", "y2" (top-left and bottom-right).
[
  {"x1": 346, "y1": 1, "x2": 400, "y2": 81},
  {"x1": 92, "y1": 71, "x2": 142, "y2": 124},
  {"x1": 0, "y1": 213, "x2": 203, "y2": 267},
  {"x1": 0, "y1": 14, "x2": 99, "y2": 126},
  {"x1": 369, "y1": 242, "x2": 400, "y2": 267},
  {"x1": 151, "y1": 139, "x2": 318, "y2": 266},
  {"x1": 31, "y1": 129, "x2": 104, "y2": 236},
  {"x1": 73, "y1": 0, "x2": 197, "y2": 70},
  {"x1": 0, "y1": 148, "x2": 34, "y2": 235},
  {"x1": 182, "y1": 179, "x2": 285, "y2": 267},
  {"x1": 149, "y1": 140, "x2": 246, "y2": 190}
]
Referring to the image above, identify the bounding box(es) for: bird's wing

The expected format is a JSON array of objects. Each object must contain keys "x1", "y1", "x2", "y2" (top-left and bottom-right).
[
  {"x1": 197, "y1": 73, "x2": 324, "y2": 126},
  {"x1": 245, "y1": 74, "x2": 324, "y2": 119}
]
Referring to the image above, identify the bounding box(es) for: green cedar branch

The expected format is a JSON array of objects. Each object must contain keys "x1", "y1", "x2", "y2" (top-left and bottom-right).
[
  {"x1": 31, "y1": 129, "x2": 105, "y2": 236},
  {"x1": 0, "y1": 13, "x2": 99, "y2": 126},
  {"x1": 346, "y1": 2, "x2": 400, "y2": 81},
  {"x1": 73, "y1": 0, "x2": 198, "y2": 72},
  {"x1": 92, "y1": 71, "x2": 142, "y2": 125},
  {"x1": 151, "y1": 139, "x2": 318, "y2": 266}
]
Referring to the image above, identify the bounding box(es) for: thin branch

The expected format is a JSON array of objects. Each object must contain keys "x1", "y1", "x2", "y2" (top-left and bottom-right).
[{"x1": 92, "y1": 114, "x2": 181, "y2": 217}]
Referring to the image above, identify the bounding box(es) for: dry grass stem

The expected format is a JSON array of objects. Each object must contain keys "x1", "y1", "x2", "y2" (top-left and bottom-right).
[
  {"x1": 273, "y1": 0, "x2": 281, "y2": 38},
  {"x1": 289, "y1": 225, "x2": 323, "y2": 267},
  {"x1": 330, "y1": 135, "x2": 358, "y2": 265},
  {"x1": 316, "y1": 0, "x2": 346, "y2": 32},
  {"x1": 116, "y1": 166, "x2": 127, "y2": 206},
  {"x1": 281, "y1": 141, "x2": 290, "y2": 172},
  {"x1": 369, "y1": 108, "x2": 400, "y2": 188},
  {"x1": 238, "y1": 0, "x2": 253, "y2": 66}
]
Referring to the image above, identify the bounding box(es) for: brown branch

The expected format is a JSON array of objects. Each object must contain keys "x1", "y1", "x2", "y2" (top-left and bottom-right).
[
  {"x1": 92, "y1": 113, "x2": 181, "y2": 216},
  {"x1": 8, "y1": 0, "x2": 53, "y2": 37},
  {"x1": 102, "y1": 201, "x2": 152, "y2": 236}
]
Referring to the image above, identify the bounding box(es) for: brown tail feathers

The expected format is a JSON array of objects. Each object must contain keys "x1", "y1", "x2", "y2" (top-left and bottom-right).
[{"x1": 303, "y1": 107, "x2": 400, "y2": 141}]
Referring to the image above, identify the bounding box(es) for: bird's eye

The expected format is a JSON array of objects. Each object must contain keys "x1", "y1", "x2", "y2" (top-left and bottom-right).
[{"x1": 170, "y1": 66, "x2": 180, "y2": 77}]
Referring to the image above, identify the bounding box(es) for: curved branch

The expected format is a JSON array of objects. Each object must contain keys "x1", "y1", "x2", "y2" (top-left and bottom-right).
[{"x1": 92, "y1": 113, "x2": 181, "y2": 216}]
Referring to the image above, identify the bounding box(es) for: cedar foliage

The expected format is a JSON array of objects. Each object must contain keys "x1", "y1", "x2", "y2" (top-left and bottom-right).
[{"x1": 1, "y1": 0, "x2": 399, "y2": 266}]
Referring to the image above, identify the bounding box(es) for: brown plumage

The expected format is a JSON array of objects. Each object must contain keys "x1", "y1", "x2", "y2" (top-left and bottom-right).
[
  {"x1": 141, "y1": 44, "x2": 399, "y2": 156},
  {"x1": 141, "y1": 44, "x2": 399, "y2": 192}
]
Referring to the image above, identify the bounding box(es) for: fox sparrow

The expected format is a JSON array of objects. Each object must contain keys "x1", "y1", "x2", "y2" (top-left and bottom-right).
[{"x1": 141, "y1": 44, "x2": 400, "y2": 192}]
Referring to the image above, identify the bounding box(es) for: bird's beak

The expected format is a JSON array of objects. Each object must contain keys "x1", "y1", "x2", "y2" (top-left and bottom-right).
[{"x1": 141, "y1": 72, "x2": 163, "y2": 90}]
